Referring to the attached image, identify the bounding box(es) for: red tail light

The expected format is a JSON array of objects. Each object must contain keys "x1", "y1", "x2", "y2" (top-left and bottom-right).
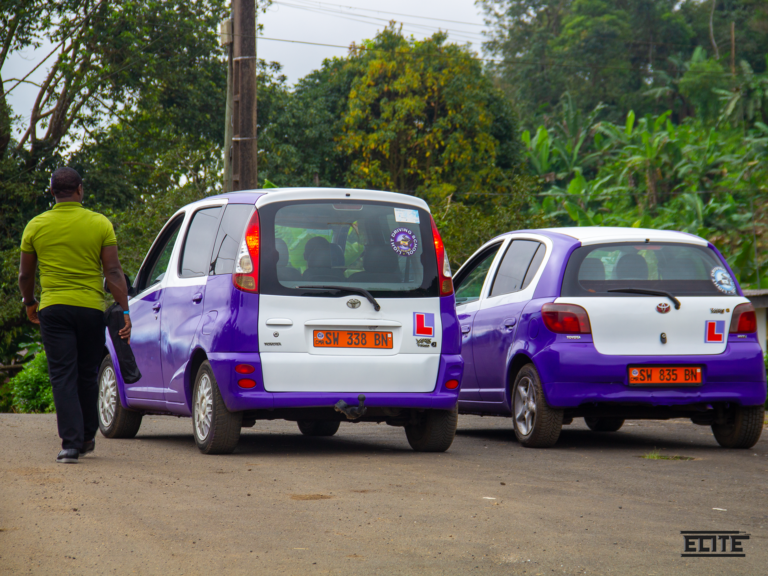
[
  {"x1": 541, "y1": 303, "x2": 592, "y2": 334},
  {"x1": 430, "y1": 215, "x2": 453, "y2": 297},
  {"x1": 730, "y1": 303, "x2": 757, "y2": 334},
  {"x1": 233, "y1": 209, "x2": 260, "y2": 293}
]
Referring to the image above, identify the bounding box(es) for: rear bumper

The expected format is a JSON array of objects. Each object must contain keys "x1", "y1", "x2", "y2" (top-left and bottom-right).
[
  {"x1": 208, "y1": 352, "x2": 463, "y2": 412},
  {"x1": 535, "y1": 341, "x2": 767, "y2": 408}
]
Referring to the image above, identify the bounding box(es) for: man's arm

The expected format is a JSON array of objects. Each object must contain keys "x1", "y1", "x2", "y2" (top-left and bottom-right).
[
  {"x1": 101, "y1": 245, "x2": 131, "y2": 342},
  {"x1": 18, "y1": 252, "x2": 39, "y2": 324}
]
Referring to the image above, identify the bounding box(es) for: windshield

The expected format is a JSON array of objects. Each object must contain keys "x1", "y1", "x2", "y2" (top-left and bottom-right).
[
  {"x1": 258, "y1": 200, "x2": 439, "y2": 299},
  {"x1": 561, "y1": 242, "x2": 737, "y2": 298}
]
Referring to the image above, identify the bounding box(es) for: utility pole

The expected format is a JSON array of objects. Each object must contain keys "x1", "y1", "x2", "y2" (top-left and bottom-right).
[
  {"x1": 223, "y1": 0, "x2": 258, "y2": 191},
  {"x1": 220, "y1": 18, "x2": 234, "y2": 192}
]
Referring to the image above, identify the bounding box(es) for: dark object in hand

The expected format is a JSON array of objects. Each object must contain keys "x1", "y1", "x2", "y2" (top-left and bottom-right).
[{"x1": 104, "y1": 303, "x2": 142, "y2": 384}]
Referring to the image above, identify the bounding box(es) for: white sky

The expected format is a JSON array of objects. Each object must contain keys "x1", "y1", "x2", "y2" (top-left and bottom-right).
[{"x1": 3, "y1": 0, "x2": 488, "y2": 124}]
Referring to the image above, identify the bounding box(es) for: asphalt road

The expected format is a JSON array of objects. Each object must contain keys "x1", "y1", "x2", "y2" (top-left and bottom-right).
[{"x1": 1, "y1": 413, "x2": 766, "y2": 575}]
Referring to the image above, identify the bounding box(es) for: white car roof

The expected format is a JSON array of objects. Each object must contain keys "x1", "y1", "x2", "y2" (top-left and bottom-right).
[
  {"x1": 253, "y1": 187, "x2": 429, "y2": 211},
  {"x1": 540, "y1": 226, "x2": 708, "y2": 246}
]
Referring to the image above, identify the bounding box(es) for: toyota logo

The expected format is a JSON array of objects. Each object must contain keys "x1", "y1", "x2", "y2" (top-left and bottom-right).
[
  {"x1": 656, "y1": 302, "x2": 670, "y2": 314},
  {"x1": 347, "y1": 299, "x2": 361, "y2": 309}
]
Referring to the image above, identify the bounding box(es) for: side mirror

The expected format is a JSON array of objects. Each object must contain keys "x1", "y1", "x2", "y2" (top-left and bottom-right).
[{"x1": 104, "y1": 273, "x2": 137, "y2": 297}]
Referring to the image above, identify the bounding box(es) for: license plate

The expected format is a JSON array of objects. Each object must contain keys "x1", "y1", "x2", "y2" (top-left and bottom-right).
[
  {"x1": 313, "y1": 330, "x2": 393, "y2": 349},
  {"x1": 628, "y1": 366, "x2": 702, "y2": 386}
]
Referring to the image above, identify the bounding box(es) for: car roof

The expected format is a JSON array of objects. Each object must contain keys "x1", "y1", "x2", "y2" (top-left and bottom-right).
[
  {"x1": 206, "y1": 187, "x2": 429, "y2": 210},
  {"x1": 532, "y1": 226, "x2": 708, "y2": 246}
]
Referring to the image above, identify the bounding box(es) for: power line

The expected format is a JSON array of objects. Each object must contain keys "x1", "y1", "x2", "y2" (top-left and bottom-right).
[{"x1": 281, "y1": 0, "x2": 487, "y2": 28}]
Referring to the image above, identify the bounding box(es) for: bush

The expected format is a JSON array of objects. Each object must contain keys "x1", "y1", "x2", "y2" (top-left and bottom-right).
[{"x1": 9, "y1": 352, "x2": 55, "y2": 413}]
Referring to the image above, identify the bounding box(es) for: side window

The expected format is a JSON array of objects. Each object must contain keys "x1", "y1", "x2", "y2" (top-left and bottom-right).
[
  {"x1": 179, "y1": 207, "x2": 223, "y2": 278},
  {"x1": 522, "y1": 244, "x2": 546, "y2": 289},
  {"x1": 490, "y1": 240, "x2": 542, "y2": 297},
  {"x1": 210, "y1": 204, "x2": 253, "y2": 275},
  {"x1": 141, "y1": 218, "x2": 183, "y2": 292},
  {"x1": 454, "y1": 245, "x2": 501, "y2": 305}
]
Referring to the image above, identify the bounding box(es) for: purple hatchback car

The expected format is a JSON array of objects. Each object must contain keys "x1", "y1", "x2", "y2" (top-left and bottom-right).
[
  {"x1": 98, "y1": 188, "x2": 462, "y2": 454},
  {"x1": 453, "y1": 227, "x2": 766, "y2": 448}
]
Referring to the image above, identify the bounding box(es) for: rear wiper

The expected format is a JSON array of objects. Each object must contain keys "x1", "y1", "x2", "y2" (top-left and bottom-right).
[
  {"x1": 297, "y1": 285, "x2": 381, "y2": 311},
  {"x1": 607, "y1": 288, "x2": 681, "y2": 310}
]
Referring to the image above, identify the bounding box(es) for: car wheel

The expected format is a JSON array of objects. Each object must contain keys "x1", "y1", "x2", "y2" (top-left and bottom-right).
[
  {"x1": 405, "y1": 406, "x2": 458, "y2": 452},
  {"x1": 297, "y1": 420, "x2": 341, "y2": 437},
  {"x1": 512, "y1": 364, "x2": 562, "y2": 448},
  {"x1": 193, "y1": 361, "x2": 242, "y2": 454},
  {"x1": 98, "y1": 356, "x2": 143, "y2": 439},
  {"x1": 711, "y1": 406, "x2": 764, "y2": 449},
  {"x1": 584, "y1": 417, "x2": 624, "y2": 432}
]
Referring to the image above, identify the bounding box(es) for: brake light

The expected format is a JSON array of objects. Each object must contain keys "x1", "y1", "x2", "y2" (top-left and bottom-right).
[
  {"x1": 730, "y1": 303, "x2": 757, "y2": 334},
  {"x1": 541, "y1": 303, "x2": 592, "y2": 334},
  {"x1": 430, "y1": 215, "x2": 453, "y2": 296},
  {"x1": 233, "y1": 209, "x2": 260, "y2": 293}
]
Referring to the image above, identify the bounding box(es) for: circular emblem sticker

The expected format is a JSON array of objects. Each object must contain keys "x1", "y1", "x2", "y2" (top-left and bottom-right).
[
  {"x1": 710, "y1": 266, "x2": 736, "y2": 295},
  {"x1": 390, "y1": 228, "x2": 418, "y2": 256},
  {"x1": 317, "y1": 332, "x2": 325, "y2": 340},
  {"x1": 631, "y1": 369, "x2": 639, "y2": 377}
]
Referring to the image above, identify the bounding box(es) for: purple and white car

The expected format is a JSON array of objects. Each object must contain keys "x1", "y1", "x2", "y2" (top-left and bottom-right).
[
  {"x1": 453, "y1": 227, "x2": 766, "y2": 448},
  {"x1": 98, "y1": 188, "x2": 462, "y2": 454}
]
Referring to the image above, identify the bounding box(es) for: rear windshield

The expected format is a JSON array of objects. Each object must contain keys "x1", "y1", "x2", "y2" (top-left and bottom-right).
[
  {"x1": 258, "y1": 200, "x2": 439, "y2": 298},
  {"x1": 562, "y1": 242, "x2": 737, "y2": 297}
]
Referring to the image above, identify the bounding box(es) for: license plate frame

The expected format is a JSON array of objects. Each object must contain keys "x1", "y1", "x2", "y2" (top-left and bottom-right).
[
  {"x1": 313, "y1": 330, "x2": 393, "y2": 349},
  {"x1": 627, "y1": 365, "x2": 703, "y2": 386}
]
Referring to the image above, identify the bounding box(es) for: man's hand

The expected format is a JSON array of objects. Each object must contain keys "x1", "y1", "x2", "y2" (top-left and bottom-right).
[
  {"x1": 26, "y1": 302, "x2": 39, "y2": 324},
  {"x1": 119, "y1": 315, "x2": 131, "y2": 344}
]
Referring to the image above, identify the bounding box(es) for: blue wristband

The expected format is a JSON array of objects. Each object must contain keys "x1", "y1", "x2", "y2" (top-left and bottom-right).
[{"x1": 123, "y1": 310, "x2": 130, "y2": 315}]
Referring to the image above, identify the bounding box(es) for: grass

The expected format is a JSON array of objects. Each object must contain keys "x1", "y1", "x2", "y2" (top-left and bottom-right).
[{"x1": 640, "y1": 448, "x2": 695, "y2": 461}]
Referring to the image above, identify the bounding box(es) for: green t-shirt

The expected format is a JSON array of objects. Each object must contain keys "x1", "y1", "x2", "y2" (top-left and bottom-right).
[{"x1": 20, "y1": 202, "x2": 117, "y2": 311}]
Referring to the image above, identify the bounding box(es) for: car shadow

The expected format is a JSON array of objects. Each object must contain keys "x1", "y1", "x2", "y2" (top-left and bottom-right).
[
  {"x1": 131, "y1": 431, "x2": 417, "y2": 457},
  {"x1": 457, "y1": 424, "x2": 719, "y2": 451}
]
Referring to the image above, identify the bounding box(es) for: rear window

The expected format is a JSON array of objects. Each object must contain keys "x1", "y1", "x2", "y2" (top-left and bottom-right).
[
  {"x1": 562, "y1": 242, "x2": 737, "y2": 297},
  {"x1": 258, "y1": 200, "x2": 439, "y2": 298}
]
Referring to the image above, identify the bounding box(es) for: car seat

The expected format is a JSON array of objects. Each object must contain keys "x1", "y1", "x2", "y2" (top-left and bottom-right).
[
  {"x1": 302, "y1": 245, "x2": 345, "y2": 282},
  {"x1": 578, "y1": 258, "x2": 606, "y2": 281},
  {"x1": 348, "y1": 246, "x2": 401, "y2": 283},
  {"x1": 615, "y1": 253, "x2": 649, "y2": 280},
  {"x1": 275, "y1": 238, "x2": 301, "y2": 282}
]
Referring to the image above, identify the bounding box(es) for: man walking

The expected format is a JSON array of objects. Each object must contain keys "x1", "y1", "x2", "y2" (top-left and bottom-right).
[{"x1": 18, "y1": 167, "x2": 131, "y2": 463}]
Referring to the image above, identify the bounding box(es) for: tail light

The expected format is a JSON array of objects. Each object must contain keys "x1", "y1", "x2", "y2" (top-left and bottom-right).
[
  {"x1": 430, "y1": 215, "x2": 453, "y2": 297},
  {"x1": 233, "y1": 209, "x2": 260, "y2": 293},
  {"x1": 541, "y1": 303, "x2": 592, "y2": 334},
  {"x1": 729, "y1": 303, "x2": 757, "y2": 334}
]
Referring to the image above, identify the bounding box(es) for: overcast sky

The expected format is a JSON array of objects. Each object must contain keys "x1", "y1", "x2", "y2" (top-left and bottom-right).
[{"x1": 3, "y1": 0, "x2": 488, "y2": 125}]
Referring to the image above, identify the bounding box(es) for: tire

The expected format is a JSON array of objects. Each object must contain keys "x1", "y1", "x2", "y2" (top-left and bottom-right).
[
  {"x1": 512, "y1": 364, "x2": 562, "y2": 448},
  {"x1": 711, "y1": 406, "x2": 764, "y2": 449},
  {"x1": 584, "y1": 417, "x2": 625, "y2": 432},
  {"x1": 193, "y1": 361, "x2": 242, "y2": 454},
  {"x1": 297, "y1": 420, "x2": 341, "y2": 437},
  {"x1": 98, "y1": 356, "x2": 143, "y2": 439},
  {"x1": 405, "y1": 406, "x2": 458, "y2": 452}
]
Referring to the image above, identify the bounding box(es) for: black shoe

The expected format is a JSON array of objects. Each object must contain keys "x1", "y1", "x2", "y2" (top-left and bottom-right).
[
  {"x1": 80, "y1": 439, "x2": 95, "y2": 456},
  {"x1": 56, "y1": 449, "x2": 79, "y2": 464}
]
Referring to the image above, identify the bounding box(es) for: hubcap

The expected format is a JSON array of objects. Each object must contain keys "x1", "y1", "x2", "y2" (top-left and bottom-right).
[
  {"x1": 514, "y1": 377, "x2": 537, "y2": 436},
  {"x1": 99, "y1": 366, "x2": 117, "y2": 427},
  {"x1": 194, "y1": 374, "x2": 213, "y2": 441}
]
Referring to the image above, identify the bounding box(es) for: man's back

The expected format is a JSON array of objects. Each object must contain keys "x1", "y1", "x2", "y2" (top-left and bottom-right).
[{"x1": 21, "y1": 202, "x2": 116, "y2": 311}]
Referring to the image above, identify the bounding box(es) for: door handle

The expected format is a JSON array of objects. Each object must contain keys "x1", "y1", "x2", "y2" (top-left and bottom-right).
[
  {"x1": 504, "y1": 318, "x2": 517, "y2": 329},
  {"x1": 152, "y1": 302, "x2": 161, "y2": 313},
  {"x1": 461, "y1": 325, "x2": 471, "y2": 334},
  {"x1": 192, "y1": 292, "x2": 203, "y2": 303}
]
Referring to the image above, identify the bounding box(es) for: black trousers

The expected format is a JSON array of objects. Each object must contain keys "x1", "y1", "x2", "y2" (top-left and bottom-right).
[{"x1": 38, "y1": 305, "x2": 106, "y2": 450}]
